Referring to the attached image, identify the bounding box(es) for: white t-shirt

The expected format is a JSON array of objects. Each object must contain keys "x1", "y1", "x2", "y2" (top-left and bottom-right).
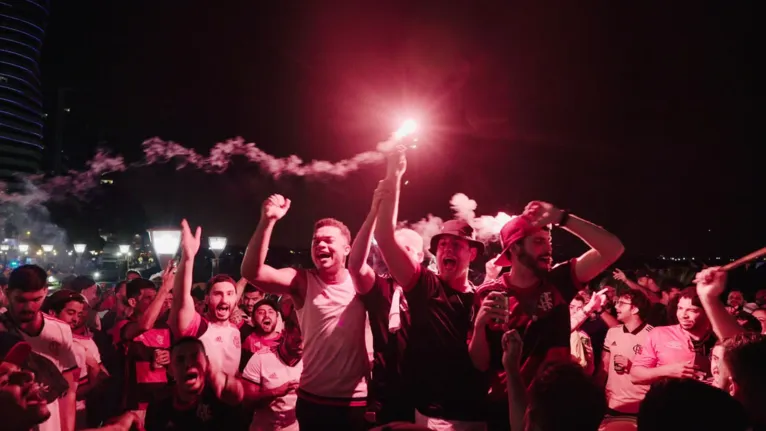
[
  {"x1": 295, "y1": 269, "x2": 369, "y2": 400},
  {"x1": 180, "y1": 312, "x2": 242, "y2": 376},
  {"x1": 242, "y1": 350, "x2": 303, "y2": 431},
  {"x1": 603, "y1": 323, "x2": 653, "y2": 414},
  {"x1": 72, "y1": 334, "x2": 102, "y2": 411},
  {"x1": 19, "y1": 314, "x2": 79, "y2": 431}
]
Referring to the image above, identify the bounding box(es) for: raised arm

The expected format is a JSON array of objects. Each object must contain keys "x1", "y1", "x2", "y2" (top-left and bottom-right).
[
  {"x1": 169, "y1": 219, "x2": 202, "y2": 337},
  {"x1": 524, "y1": 201, "x2": 624, "y2": 284},
  {"x1": 349, "y1": 182, "x2": 387, "y2": 295},
  {"x1": 374, "y1": 149, "x2": 419, "y2": 291},
  {"x1": 123, "y1": 262, "x2": 175, "y2": 341},
  {"x1": 241, "y1": 195, "x2": 304, "y2": 301},
  {"x1": 695, "y1": 267, "x2": 743, "y2": 340},
  {"x1": 613, "y1": 269, "x2": 661, "y2": 303}
]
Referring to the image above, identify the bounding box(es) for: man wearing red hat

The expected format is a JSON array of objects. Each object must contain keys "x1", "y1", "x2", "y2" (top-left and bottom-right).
[
  {"x1": 374, "y1": 149, "x2": 489, "y2": 430},
  {"x1": 470, "y1": 203, "x2": 624, "y2": 430}
]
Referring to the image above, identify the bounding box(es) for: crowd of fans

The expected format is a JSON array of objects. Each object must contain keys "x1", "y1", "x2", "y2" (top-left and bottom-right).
[{"x1": 1, "y1": 149, "x2": 764, "y2": 431}]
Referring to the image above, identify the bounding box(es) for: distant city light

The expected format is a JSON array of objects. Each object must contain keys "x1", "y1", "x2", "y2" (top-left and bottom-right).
[{"x1": 74, "y1": 244, "x2": 86, "y2": 254}]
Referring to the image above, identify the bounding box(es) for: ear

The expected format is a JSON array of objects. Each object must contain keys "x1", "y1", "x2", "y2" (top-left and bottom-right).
[
  {"x1": 127, "y1": 298, "x2": 137, "y2": 308},
  {"x1": 343, "y1": 244, "x2": 351, "y2": 256},
  {"x1": 728, "y1": 377, "x2": 738, "y2": 399}
]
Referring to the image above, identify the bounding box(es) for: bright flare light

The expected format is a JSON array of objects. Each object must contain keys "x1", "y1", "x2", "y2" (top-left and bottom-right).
[
  {"x1": 74, "y1": 243, "x2": 86, "y2": 254},
  {"x1": 41, "y1": 244, "x2": 54, "y2": 253},
  {"x1": 148, "y1": 229, "x2": 182, "y2": 256},
  {"x1": 209, "y1": 236, "x2": 227, "y2": 252},
  {"x1": 393, "y1": 119, "x2": 418, "y2": 140}
]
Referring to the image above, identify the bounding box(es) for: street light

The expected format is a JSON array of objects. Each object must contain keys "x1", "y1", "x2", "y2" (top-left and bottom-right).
[
  {"x1": 0, "y1": 244, "x2": 8, "y2": 252},
  {"x1": 209, "y1": 236, "x2": 227, "y2": 275},
  {"x1": 119, "y1": 244, "x2": 131, "y2": 272},
  {"x1": 73, "y1": 244, "x2": 86, "y2": 254},
  {"x1": 19, "y1": 244, "x2": 29, "y2": 254},
  {"x1": 148, "y1": 228, "x2": 181, "y2": 270},
  {"x1": 41, "y1": 244, "x2": 54, "y2": 253}
]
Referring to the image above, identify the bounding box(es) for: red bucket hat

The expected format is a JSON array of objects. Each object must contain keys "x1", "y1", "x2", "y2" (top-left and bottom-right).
[
  {"x1": 429, "y1": 219, "x2": 485, "y2": 256},
  {"x1": 494, "y1": 216, "x2": 544, "y2": 267}
]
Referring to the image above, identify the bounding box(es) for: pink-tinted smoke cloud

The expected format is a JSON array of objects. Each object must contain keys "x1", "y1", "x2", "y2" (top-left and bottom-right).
[{"x1": 0, "y1": 137, "x2": 391, "y2": 206}]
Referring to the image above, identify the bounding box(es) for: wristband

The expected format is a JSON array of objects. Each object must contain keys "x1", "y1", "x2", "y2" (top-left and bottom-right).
[{"x1": 556, "y1": 210, "x2": 571, "y2": 228}]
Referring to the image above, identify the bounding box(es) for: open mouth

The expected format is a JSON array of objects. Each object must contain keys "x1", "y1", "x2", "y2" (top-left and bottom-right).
[
  {"x1": 184, "y1": 370, "x2": 200, "y2": 384},
  {"x1": 261, "y1": 319, "x2": 272, "y2": 327},
  {"x1": 316, "y1": 251, "x2": 331, "y2": 260},
  {"x1": 538, "y1": 255, "x2": 553, "y2": 264},
  {"x1": 442, "y1": 257, "x2": 457, "y2": 270}
]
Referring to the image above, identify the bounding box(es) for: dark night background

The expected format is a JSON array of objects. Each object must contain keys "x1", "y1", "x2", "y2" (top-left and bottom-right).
[{"x1": 40, "y1": 1, "x2": 758, "y2": 259}]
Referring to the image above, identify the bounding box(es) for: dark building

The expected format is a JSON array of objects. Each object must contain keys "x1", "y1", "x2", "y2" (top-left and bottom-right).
[{"x1": 0, "y1": 0, "x2": 49, "y2": 181}]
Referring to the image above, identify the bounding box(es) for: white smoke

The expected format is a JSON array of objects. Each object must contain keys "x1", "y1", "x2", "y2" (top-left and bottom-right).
[{"x1": 451, "y1": 192, "x2": 513, "y2": 243}]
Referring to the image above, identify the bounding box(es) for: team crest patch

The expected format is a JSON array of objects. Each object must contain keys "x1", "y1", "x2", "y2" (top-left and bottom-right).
[
  {"x1": 633, "y1": 344, "x2": 643, "y2": 355},
  {"x1": 537, "y1": 291, "x2": 554, "y2": 312},
  {"x1": 233, "y1": 333, "x2": 241, "y2": 349}
]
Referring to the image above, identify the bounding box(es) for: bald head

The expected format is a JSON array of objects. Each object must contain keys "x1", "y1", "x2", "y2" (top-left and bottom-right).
[{"x1": 395, "y1": 228, "x2": 425, "y2": 264}]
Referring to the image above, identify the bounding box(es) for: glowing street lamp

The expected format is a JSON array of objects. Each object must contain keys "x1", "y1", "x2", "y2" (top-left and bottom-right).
[
  {"x1": 209, "y1": 236, "x2": 227, "y2": 275},
  {"x1": 148, "y1": 228, "x2": 181, "y2": 269},
  {"x1": 74, "y1": 244, "x2": 86, "y2": 254},
  {"x1": 0, "y1": 244, "x2": 8, "y2": 252},
  {"x1": 19, "y1": 244, "x2": 29, "y2": 254},
  {"x1": 209, "y1": 237, "x2": 227, "y2": 255},
  {"x1": 118, "y1": 244, "x2": 131, "y2": 271},
  {"x1": 41, "y1": 244, "x2": 54, "y2": 253}
]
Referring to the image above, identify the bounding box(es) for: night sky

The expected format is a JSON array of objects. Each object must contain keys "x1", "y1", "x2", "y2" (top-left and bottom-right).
[{"x1": 41, "y1": 1, "x2": 758, "y2": 259}]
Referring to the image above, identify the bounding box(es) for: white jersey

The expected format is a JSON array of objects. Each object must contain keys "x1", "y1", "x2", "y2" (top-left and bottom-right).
[
  {"x1": 296, "y1": 269, "x2": 369, "y2": 400},
  {"x1": 242, "y1": 350, "x2": 303, "y2": 431},
  {"x1": 180, "y1": 312, "x2": 242, "y2": 376},
  {"x1": 19, "y1": 314, "x2": 79, "y2": 431},
  {"x1": 72, "y1": 334, "x2": 101, "y2": 411},
  {"x1": 603, "y1": 323, "x2": 654, "y2": 414}
]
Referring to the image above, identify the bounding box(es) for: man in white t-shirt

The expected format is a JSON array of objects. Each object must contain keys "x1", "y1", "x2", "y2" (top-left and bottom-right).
[
  {"x1": 42, "y1": 289, "x2": 108, "y2": 429},
  {"x1": 597, "y1": 289, "x2": 653, "y2": 416},
  {"x1": 242, "y1": 196, "x2": 370, "y2": 430},
  {"x1": 170, "y1": 221, "x2": 244, "y2": 377},
  {"x1": 2, "y1": 265, "x2": 79, "y2": 431},
  {"x1": 242, "y1": 319, "x2": 303, "y2": 431}
]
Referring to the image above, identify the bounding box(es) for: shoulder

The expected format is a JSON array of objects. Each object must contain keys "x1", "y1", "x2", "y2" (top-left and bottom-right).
[
  {"x1": 605, "y1": 326, "x2": 622, "y2": 338},
  {"x1": 476, "y1": 278, "x2": 506, "y2": 297},
  {"x1": 43, "y1": 315, "x2": 73, "y2": 339}
]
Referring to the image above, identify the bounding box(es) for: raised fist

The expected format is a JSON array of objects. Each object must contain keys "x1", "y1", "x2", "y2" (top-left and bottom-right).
[{"x1": 262, "y1": 194, "x2": 291, "y2": 221}]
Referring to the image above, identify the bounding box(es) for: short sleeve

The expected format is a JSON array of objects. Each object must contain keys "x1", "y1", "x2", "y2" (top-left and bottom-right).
[
  {"x1": 548, "y1": 259, "x2": 582, "y2": 304},
  {"x1": 178, "y1": 312, "x2": 207, "y2": 338},
  {"x1": 241, "y1": 353, "x2": 263, "y2": 385},
  {"x1": 603, "y1": 327, "x2": 615, "y2": 353},
  {"x1": 86, "y1": 338, "x2": 102, "y2": 364},
  {"x1": 59, "y1": 324, "x2": 79, "y2": 372},
  {"x1": 402, "y1": 267, "x2": 442, "y2": 309},
  {"x1": 632, "y1": 330, "x2": 659, "y2": 369}
]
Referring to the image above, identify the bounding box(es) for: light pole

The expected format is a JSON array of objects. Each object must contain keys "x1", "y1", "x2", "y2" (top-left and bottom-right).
[
  {"x1": 73, "y1": 244, "x2": 86, "y2": 272},
  {"x1": 0, "y1": 244, "x2": 8, "y2": 268},
  {"x1": 208, "y1": 236, "x2": 227, "y2": 275},
  {"x1": 119, "y1": 244, "x2": 131, "y2": 273},
  {"x1": 148, "y1": 228, "x2": 181, "y2": 270},
  {"x1": 18, "y1": 244, "x2": 29, "y2": 264}
]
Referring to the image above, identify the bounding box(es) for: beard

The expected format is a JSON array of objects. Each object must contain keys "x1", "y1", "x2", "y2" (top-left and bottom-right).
[
  {"x1": 517, "y1": 249, "x2": 552, "y2": 276},
  {"x1": 255, "y1": 320, "x2": 276, "y2": 335}
]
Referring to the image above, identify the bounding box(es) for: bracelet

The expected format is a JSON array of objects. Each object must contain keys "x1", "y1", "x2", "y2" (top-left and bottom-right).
[{"x1": 556, "y1": 210, "x2": 571, "y2": 228}]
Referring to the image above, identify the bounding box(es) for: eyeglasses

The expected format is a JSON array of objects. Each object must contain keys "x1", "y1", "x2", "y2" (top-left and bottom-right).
[{"x1": 616, "y1": 300, "x2": 633, "y2": 307}]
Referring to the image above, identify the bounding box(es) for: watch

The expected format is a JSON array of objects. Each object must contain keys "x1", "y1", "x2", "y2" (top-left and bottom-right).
[{"x1": 556, "y1": 210, "x2": 571, "y2": 227}]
